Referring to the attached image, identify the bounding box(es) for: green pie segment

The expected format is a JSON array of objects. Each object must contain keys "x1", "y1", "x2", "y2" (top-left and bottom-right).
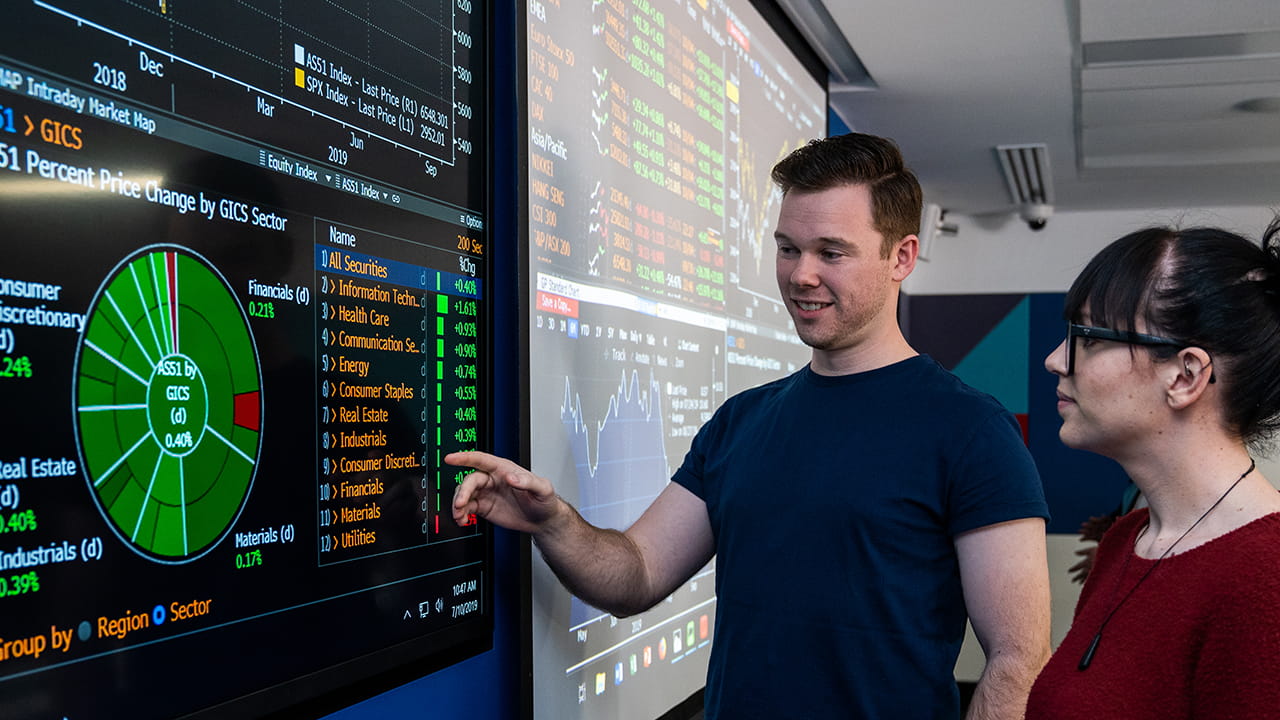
[{"x1": 76, "y1": 247, "x2": 261, "y2": 561}]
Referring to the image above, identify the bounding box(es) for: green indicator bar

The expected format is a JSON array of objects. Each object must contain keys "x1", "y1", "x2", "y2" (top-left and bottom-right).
[
  {"x1": 436, "y1": 316, "x2": 445, "y2": 335},
  {"x1": 436, "y1": 339, "x2": 445, "y2": 357},
  {"x1": 435, "y1": 273, "x2": 442, "y2": 292},
  {"x1": 436, "y1": 493, "x2": 440, "y2": 510},
  {"x1": 436, "y1": 406, "x2": 441, "y2": 424},
  {"x1": 436, "y1": 427, "x2": 441, "y2": 445},
  {"x1": 436, "y1": 361, "x2": 444, "y2": 380},
  {"x1": 436, "y1": 384, "x2": 442, "y2": 402}
]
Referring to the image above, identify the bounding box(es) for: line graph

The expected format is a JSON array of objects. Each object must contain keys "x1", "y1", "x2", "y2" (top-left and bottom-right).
[
  {"x1": 30, "y1": 0, "x2": 470, "y2": 164},
  {"x1": 561, "y1": 370, "x2": 669, "y2": 516},
  {"x1": 560, "y1": 370, "x2": 670, "y2": 626}
]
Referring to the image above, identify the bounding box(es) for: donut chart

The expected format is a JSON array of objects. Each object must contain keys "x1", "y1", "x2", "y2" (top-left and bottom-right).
[{"x1": 74, "y1": 246, "x2": 262, "y2": 562}]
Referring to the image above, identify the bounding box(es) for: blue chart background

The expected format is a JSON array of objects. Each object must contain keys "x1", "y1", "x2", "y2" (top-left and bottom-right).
[{"x1": 562, "y1": 371, "x2": 670, "y2": 626}]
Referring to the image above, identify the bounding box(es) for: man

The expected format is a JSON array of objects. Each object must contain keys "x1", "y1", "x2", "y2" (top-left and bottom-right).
[{"x1": 450, "y1": 133, "x2": 1050, "y2": 718}]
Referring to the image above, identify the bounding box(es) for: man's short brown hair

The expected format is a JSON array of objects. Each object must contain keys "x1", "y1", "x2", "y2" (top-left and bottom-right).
[{"x1": 771, "y1": 133, "x2": 923, "y2": 258}]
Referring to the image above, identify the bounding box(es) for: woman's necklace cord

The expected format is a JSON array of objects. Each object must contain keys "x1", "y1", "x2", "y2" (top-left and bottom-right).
[{"x1": 1077, "y1": 458, "x2": 1256, "y2": 671}]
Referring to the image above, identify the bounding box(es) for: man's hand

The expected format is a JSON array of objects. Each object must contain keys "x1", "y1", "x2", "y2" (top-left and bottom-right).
[
  {"x1": 446, "y1": 452, "x2": 715, "y2": 618},
  {"x1": 447, "y1": 450, "x2": 562, "y2": 534}
]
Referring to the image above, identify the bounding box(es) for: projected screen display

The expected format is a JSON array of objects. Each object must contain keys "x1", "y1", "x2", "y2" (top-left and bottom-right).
[
  {"x1": 525, "y1": 0, "x2": 825, "y2": 716},
  {"x1": 0, "y1": 1, "x2": 489, "y2": 718}
]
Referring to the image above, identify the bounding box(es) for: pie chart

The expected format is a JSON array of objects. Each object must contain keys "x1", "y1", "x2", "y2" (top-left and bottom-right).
[{"x1": 74, "y1": 245, "x2": 262, "y2": 562}]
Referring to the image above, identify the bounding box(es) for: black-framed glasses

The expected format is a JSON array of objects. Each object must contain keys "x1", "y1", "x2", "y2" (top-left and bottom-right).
[{"x1": 1065, "y1": 323, "x2": 1185, "y2": 376}]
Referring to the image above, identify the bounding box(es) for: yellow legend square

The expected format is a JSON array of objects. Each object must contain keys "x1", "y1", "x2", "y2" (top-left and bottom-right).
[
  {"x1": 294, "y1": 68, "x2": 306, "y2": 88},
  {"x1": 726, "y1": 81, "x2": 739, "y2": 104}
]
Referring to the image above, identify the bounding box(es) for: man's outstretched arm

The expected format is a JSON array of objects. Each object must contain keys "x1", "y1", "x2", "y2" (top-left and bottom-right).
[{"x1": 449, "y1": 450, "x2": 715, "y2": 617}]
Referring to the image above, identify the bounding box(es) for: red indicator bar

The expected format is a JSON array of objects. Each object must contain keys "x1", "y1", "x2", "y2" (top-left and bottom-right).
[
  {"x1": 727, "y1": 19, "x2": 749, "y2": 51},
  {"x1": 167, "y1": 251, "x2": 179, "y2": 351},
  {"x1": 233, "y1": 391, "x2": 261, "y2": 431},
  {"x1": 536, "y1": 291, "x2": 579, "y2": 317}
]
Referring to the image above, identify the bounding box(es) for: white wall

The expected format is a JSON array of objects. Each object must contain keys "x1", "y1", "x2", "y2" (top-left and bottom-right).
[
  {"x1": 906, "y1": 205, "x2": 1277, "y2": 296},
  {"x1": 921, "y1": 204, "x2": 1280, "y2": 682}
]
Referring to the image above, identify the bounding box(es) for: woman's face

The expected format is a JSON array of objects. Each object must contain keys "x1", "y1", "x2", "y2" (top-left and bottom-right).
[{"x1": 1044, "y1": 310, "x2": 1171, "y2": 458}]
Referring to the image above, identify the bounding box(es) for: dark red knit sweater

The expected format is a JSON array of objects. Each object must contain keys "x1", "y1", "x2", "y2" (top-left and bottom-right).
[{"x1": 1027, "y1": 509, "x2": 1280, "y2": 719}]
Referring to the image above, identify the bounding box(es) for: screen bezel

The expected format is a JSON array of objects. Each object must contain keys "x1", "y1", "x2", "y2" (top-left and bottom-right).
[{"x1": 0, "y1": 0, "x2": 498, "y2": 716}]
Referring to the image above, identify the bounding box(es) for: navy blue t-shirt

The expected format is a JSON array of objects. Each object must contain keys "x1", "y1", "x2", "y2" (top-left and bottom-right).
[{"x1": 673, "y1": 356, "x2": 1048, "y2": 719}]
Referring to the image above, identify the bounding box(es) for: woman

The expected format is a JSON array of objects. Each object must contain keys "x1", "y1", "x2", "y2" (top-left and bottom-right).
[{"x1": 1027, "y1": 221, "x2": 1280, "y2": 718}]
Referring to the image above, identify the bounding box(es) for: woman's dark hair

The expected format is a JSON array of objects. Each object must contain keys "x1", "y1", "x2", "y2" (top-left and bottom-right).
[
  {"x1": 770, "y1": 133, "x2": 922, "y2": 258},
  {"x1": 1064, "y1": 218, "x2": 1280, "y2": 444}
]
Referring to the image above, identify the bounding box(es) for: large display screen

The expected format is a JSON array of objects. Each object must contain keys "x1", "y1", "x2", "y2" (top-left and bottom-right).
[
  {"x1": 524, "y1": 0, "x2": 826, "y2": 716},
  {"x1": 0, "y1": 1, "x2": 489, "y2": 718}
]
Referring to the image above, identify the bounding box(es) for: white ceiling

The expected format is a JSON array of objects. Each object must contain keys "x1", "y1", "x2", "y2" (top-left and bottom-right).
[{"x1": 815, "y1": 0, "x2": 1280, "y2": 215}]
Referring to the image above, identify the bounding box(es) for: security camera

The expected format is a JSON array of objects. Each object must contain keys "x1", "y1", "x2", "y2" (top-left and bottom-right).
[{"x1": 1018, "y1": 202, "x2": 1053, "y2": 231}]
